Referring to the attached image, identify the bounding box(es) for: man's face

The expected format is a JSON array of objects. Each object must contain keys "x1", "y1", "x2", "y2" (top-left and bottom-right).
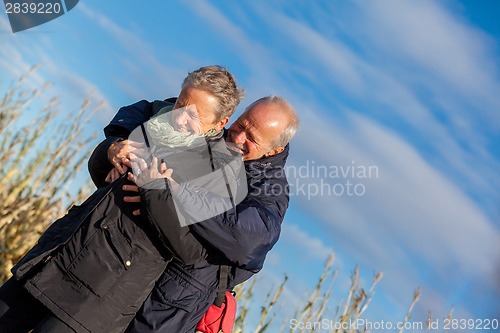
[
  {"x1": 227, "y1": 102, "x2": 286, "y2": 161},
  {"x1": 172, "y1": 87, "x2": 219, "y2": 135}
]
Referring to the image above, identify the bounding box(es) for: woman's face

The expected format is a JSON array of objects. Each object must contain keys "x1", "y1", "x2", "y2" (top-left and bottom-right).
[{"x1": 172, "y1": 87, "x2": 220, "y2": 135}]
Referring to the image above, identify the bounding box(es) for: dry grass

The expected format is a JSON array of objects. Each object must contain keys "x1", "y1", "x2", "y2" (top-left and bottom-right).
[
  {"x1": 0, "y1": 68, "x2": 98, "y2": 282},
  {"x1": 231, "y1": 254, "x2": 422, "y2": 333}
]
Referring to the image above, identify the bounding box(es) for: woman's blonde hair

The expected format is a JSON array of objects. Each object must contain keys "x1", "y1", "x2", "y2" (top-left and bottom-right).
[{"x1": 182, "y1": 65, "x2": 245, "y2": 121}]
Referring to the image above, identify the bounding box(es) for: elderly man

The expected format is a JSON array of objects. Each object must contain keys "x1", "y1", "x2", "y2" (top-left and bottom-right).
[{"x1": 90, "y1": 96, "x2": 299, "y2": 333}]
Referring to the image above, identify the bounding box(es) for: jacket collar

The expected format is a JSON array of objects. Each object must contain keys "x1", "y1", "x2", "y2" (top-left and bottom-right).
[
  {"x1": 245, "y1": 144, "x2": 289, "y2": 172},
  {"x1": 206, "y1": 129, "x2": 224, "y2": 142}
]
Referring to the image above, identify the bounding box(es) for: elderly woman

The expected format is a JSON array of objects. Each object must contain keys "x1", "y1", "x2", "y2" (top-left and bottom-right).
[{"x1": 0, "y1": 65, "x2": 246, "y2": 333}]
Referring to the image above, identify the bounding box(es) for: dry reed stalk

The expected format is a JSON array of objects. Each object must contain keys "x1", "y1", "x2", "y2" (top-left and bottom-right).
[{"x1": 0, "y1": 70, "x2": 98, "y2": 282}]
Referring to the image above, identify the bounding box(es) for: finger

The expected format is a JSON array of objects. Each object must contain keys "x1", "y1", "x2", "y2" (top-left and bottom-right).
[
  {"x1": 150, "y1": 156, "x2": 158, "y2": 172},
  {"x1": 110, "y1": 159, "x2": 127, "y2": 174},
  {"x1": 130, "y1": 161, "x2": 137, "y2": 175},
  {"x1": 163, "y1": 168, "x2": 173, "y2": 179},
  {"x1": 123, "y1": 195, "x2": 141, "y2": 203},
  {"x1": 121, "y1": 157, "x2": 132, "y2": 168},
  {"x1": 132, "y1": 209, "x2": 141, "y2": 216},
  {"x1": 122, "y1": 184, "x2": 139, "y2": 193},
  {"x1": 129, "y1": 152, "x2": 139, "y2": 164},
  {"x1": 128, "y1": 172, "x2": 137, "y2": 184},
  {"x1": 107, "y1": 168, "x2": 118, "y2": 182},
  {"x1": 111, "y1": 155, "x2": 127, "y2": 174},
  {"x1": 129, "y1": 143, "x2": 147, "y2": 154},
  {"x1": 117, "y1": 164, "x2": 127, "y2": 175},
  {"x1": 111, "y1": 169, "x2": 120, "y2": 182},
  {"x1": 137, "y1": 158, "x2": 148, "y2": 172},
  {"x1": 160, "y1": 160, "x2": 167, "y2": 174},
  {"x1": 131, "y1": 161, "x2": 141, "y2": 176}
]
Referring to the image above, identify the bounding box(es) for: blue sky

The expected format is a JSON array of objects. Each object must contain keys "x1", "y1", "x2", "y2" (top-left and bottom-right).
[{"x1": 1, "y1": 0, "x2": 499, "y2": 330}]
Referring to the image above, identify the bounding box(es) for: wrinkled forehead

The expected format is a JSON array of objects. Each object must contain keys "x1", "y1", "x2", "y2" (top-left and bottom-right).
[
  {"x1": 175, "y1": 87, "x2": 218, "y2": 121},
  {"x1": 172, "y1": 104, "x2": 198, "y2": 118}
]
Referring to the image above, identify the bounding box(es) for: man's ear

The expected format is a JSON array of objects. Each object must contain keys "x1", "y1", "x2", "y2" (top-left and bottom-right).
[
  {"x1": 215, "y1": 117, "x2": 229, "y2": 131},
  {"x1": 264, "y1": 146, "x2": 285, "y2": 158}
]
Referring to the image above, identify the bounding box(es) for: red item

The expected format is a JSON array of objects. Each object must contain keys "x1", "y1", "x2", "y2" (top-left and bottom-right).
[{"x1": 196, "y1": 291, "x2": 237, "y2": 333}]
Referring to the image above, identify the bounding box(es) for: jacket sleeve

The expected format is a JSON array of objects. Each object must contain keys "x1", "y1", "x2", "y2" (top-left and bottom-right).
[
  {"x1": 189, "y1": 195, "x2": 283, "y2": 271},
  {"x1": 103, "y1": 100, "x2": 156, "y2": 137},
  {"x1": 139, "y1": 180, "x2": 207, "y2": 265},
  {"x1": 138, "y1": 179, "x2": 281, "y2": 271}
]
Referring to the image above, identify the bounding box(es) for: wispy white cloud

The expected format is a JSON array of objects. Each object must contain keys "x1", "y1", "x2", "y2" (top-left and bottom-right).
[
  {"x1": 0, "y1": 17, "x2": 45, "y2": 89},
  {"x1": 348, "y1": 0, "x2": 500, "y2": 212},
  {"x1": 354, "y1": 0, "x2": 500, "y2": 128},
  {"x1": 0, "y1": 19, "x2": 115, "y2": 156},
  {"x1": 249, "y1": 1, "x2": 500, "y2": 219},
  {"x1": 0, "y1": 16, "x2": 110, "y2": 118},
  {"x1": 77, "y1": 3, "x2": 186, "y2": 104},
  {"x1": 184, "y1": 0, "x2": 296, "y2": 105},
  {"x1": 349, "y1": 112, "x2": 499, "y2": 278},
  {"x1": 251, "y1": 4, "x2": 365, "y2": 96},
  {"x1": 38, "y1": 53, "x2": 113, "y2": 123},
  {"x1": 287, "y1": 101, "x2": 500, "y2": 316},
  {"x1": 281, "y1": 224, "x2": 334, "y2": 262},
  {"x1": 0, "y1": 13, "x2": 10, "y2": 31}
]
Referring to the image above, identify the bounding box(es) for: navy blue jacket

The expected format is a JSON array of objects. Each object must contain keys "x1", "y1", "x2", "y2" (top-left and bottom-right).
[{"x1": 88, "y1": 99, "x2": 290, "y2": 332}]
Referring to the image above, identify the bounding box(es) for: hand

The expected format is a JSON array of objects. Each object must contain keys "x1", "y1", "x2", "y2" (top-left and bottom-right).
[
  {"x1": 129, "y1": 156, "x2": 173, "y2": 188},
  {"x1": 125, "y1": 157, "x2": 176, "y2": 216},
  {"x1": 122, "y1": 180, "x2": 141, "y2": 216},
  {"x1": 107, "y1": 139, "x2": 146, "y2": 175}
]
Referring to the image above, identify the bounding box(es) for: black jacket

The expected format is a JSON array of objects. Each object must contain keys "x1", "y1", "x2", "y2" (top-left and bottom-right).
[{"x1": 12, "y1": 176, "x2": 169, "y2": 333}]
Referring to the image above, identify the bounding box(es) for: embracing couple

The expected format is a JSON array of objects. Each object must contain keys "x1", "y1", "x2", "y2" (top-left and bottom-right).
[{"x1": 0, "y1": 65, "x2": 299, "y2": 333}]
